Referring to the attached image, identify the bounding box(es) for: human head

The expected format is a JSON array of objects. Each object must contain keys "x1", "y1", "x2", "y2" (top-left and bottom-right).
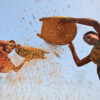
[
  {"x1": 9, "y1": 40, "x2": 16, "y2": 43},
  {"x1": 83, "y1": 31, "x2": 99, "y2": 45},
  {"x1": 5, "y1": 40, "x2": 16, "y2": 53}
]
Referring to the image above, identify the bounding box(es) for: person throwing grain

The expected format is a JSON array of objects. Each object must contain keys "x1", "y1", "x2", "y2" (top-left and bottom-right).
[
  {"x1": 0, "y1": 40, "x2": 29, "y2": 73},
  {"x1": 60, "y1": 17, "x2": 100, "y2": 79}
]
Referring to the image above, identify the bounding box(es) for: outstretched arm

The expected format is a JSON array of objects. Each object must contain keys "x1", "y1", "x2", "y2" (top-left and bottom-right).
[
  {"x1": 12, "y1": 58, "x2": 30, "y2": 72},
  {"x1": 0, "y1": 40, "x2": 17, "y2": 47},
  {"x1": 68, "y1": 42, "x2": 91, "y2": 67},
  {"x1": 0, "y1": 40, "x2": 10, "y2": 46},
  {"x1": 60, "y1": 17, "x2": 100, "y2": 36}
]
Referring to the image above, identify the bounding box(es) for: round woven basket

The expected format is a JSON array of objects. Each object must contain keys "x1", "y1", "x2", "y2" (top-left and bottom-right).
[{"x1": 37, "y1": 16, "x2": 77, "y2": 45}]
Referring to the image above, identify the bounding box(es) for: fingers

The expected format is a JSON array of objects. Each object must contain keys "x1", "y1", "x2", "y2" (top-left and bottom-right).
[
  {"x1": 68, "y1": 42, "x2": 74, "y2": 50},
  {"x1": 39, "y1": 18, "x2": 45, "y2": 21},
  {"x1": 68, "y1": 45, "x2": 71, "y2": 49},
  {"x1": 37, "y1": 33, "x2": 42, "y2": 37},
  {"x1": 37, "y1": 33, "x2": 44, "y2": 39}
]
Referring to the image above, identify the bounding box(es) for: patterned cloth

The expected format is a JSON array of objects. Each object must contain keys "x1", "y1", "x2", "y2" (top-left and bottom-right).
[
  {"x1": 90, "y1": 41, "x2": 100, "y2": 65},
  {"x1": 97, "y1": 65, "x2": 100, "y2": 80},
  {"x1": 90, "y1": 41, "x2": 100, "y2": 79}
]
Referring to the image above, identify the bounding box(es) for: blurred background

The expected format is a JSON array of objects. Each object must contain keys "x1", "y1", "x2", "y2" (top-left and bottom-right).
[{"x1": 0, "y1": 0, "x2": 100, "y2": 100}]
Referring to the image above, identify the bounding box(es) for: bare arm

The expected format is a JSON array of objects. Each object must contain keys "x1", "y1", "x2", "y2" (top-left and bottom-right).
[
  {"x1": 61, "y1": 17, "x2": 100, "y2": 36},
  {"x1": 0, "y1": 40, "x2": 10, "y2": 46},
  {"x1": 68, "y1": 42, "x2": 91, "y2": 67},
  {"x1": 0, "y1": 40, "x2": 17, "y2": 48},
  {"x1": 12, "y1": 58, "x2": 30, "y2": 72}
]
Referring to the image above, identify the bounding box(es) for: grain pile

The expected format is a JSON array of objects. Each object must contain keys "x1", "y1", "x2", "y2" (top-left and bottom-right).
[{"x1": 15, "y1": 45, "x2": 49, "y2": 59}]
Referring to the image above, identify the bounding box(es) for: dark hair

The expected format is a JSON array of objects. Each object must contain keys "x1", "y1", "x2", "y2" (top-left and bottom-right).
[
  {"x1": 9, "y1": 40, "x2": 16, "y2": 43},
  {"x1": 84, "y1": 31, "x2": 97, "y2": 36}
]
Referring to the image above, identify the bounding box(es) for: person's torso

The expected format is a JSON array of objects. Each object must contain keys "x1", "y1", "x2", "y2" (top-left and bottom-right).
[
  {"x1": 90, "y1": 40, "x2": 100, "y2": 65},
  {"x1": 0, "y1": 51, "x2": 13, "y2": 73}
]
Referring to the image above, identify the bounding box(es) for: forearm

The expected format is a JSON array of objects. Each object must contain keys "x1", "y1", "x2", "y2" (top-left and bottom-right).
[
  {"x1": 65, "y1": 18, "x2": 99, "y2": 26},
  {"x1": 64, "y1": 18, "x2": 100, "y2": 33},
  {"x1": 70, "y1": 48, "x2": 91, "y2": 67},
  {"x1": 0, "y1": 40, "x2": 9, "y2": 46},
  {"x1": 70, "y1": 48, "x2": 81, "y2": 66},
  {"x1": 12, "y1": 58, "x2": 30, "y2": 72}
]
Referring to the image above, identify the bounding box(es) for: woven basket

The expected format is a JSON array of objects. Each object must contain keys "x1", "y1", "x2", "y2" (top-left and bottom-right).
[{"x1": 37, "y1": 16, "x2": 77, "y2": 45}]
